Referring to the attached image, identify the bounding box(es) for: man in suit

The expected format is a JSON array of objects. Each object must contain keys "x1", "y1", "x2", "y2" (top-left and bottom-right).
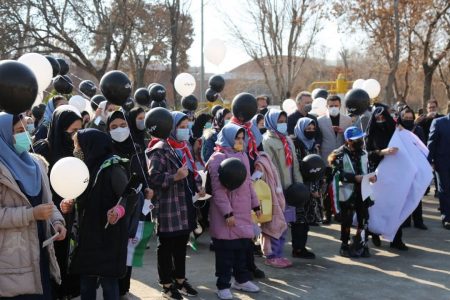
[
  {"x1": 287, "y1": 91, "x2": 321, "y2": 148},
  {"x1": 428, "y1": 113, "x2": 450, "y2": 230},
  {"x1": 317, "y1": 95, "x2": 353, "y2": 163}
]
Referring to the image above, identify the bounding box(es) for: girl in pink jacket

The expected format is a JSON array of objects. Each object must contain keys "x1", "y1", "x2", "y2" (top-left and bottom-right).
[{"x1": 207, "y1": 123, "x2": 261, "y2": 300}]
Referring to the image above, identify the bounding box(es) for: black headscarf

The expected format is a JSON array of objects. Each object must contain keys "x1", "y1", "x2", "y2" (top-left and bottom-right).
[
  {"x1": 126, "y1": 107, "x2": 146, "y2": 148},
  {"x1": 47, "y1": 109, "x2": 82, "y2": 166},
  {"x1": 106, "y1": 111, "x2": 137, "y2": 159},
  {"x1": 77, "y1": 128, "x2": 114, "y2": 176},
  {"x1": 213, "y1": 108, "x2": 230, "y2": 132},
  {"x1": 191, "y1": 113, "x2": 212, "y2": 139}
]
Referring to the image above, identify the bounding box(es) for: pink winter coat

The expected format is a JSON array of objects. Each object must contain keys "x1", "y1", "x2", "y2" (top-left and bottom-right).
[{"x1": 207, "y1": 148, "x2": 260, "y2": 240}]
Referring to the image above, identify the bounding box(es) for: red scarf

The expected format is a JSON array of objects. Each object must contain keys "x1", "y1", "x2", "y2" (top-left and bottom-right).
[
  {"x1": 231, "y1": 117, "x2": 259, "y2": 159},
  {"x1": 147, "y1": 137, "x2": 160, "y2": 150},
  {"x1": 276, "y1": 132, "x2": 293, "y2": 167},
  {"x1": 167, "y1": 138, "x2": 198, "y2": 178}
]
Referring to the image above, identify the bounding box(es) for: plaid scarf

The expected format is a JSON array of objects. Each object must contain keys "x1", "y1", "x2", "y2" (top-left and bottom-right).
[
  {"x1": 167, "y1": 137, "x2": 198, "y2": 178},
  {"x1": 231, "y1": 117, "x2": 259, "y2": 159}
]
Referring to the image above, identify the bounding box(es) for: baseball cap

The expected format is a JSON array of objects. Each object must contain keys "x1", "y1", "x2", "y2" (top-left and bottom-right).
[{"x1": 344, "y1": 126, "x2": 366, "y2": 141}]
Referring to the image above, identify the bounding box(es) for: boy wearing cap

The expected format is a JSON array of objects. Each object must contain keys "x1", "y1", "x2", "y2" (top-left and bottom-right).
[{"x1": 328, "y1": 126, "x2": 377, "y2": 257}]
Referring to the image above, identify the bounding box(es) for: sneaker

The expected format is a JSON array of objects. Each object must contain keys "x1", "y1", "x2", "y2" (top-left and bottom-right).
[
  {"x1": 175, "y1": 279, "x2": 198, "y2": 297},
  {"x1": 371, "y1": 234, "x2": 381, "y2": 247},
  {"x1": 292, "y1": 248, "x2": 315, "y2": 259},
  {"x1": 162, "y1": 285, "x2": 183, "y2": 300},
  {"x1": 265, "y1": 257, "x2": 288, "y2": 268},
  {"x1": 279, "y1": 257, "x2": 293, "y2": 267},
  {"x1": 340, "y1": 244, "x2": 350, "y2": 257},
  {"x1": 390, "y1": 242, "x2": 409, "y2": 251},
  {"x1": 443, "y1": 222, "x2": 450, "y2": 230},
  {"x1": 217, "y1": 289, "x2": 233, "y2": 300},
  {"x1": 252, "y1": 268, "x2": 265, "y2": 279},
  {"x1": 232, "y1": 281, "x2": 260, "y2": 293}
]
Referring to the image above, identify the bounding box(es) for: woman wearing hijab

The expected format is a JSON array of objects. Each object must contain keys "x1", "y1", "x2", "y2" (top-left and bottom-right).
[
  {"x1": 33, "y1": 108, "x2": 82, "y2": 299},
  {"x1": 397, "y1": 107, "x2": 427, "y2": 230},
  {"x1": 87, "y1": 101, "x2": 117, "y2": 132},
  {"x1": 0, "y1": 113, "x2": 67, "y2": 299},
  {"x1": 208, "y1": 123, "x2": 261, "y2": 299},
  {"x1": 147, "y1": 111, "x2": 204, "y2": 300},
  {"x1": 365, "y1": 104, "x2": 408, "y2": 250},
  {"x1": 190, "y1": 113, "x2": 213, "y2": 169},
  {"x1": 252, "y1": 113, "x2": 266, "y2": 136},
  {"x1": 262, "y1": 109, "x2": 315, "y2": 260},
  {"x1": 106, "y1": 111, "x2": 154, "y2": 298},
  {"x1": 69, "y1": 129, "x2": 133, "y2": 300},
  {"x1": 34, "y1": 96, "x2": 68, "y2": 142},
  {"x1": 126, "y1": 107, "x2": 147, "y2": 149},
  {"x1": 202, "y1": 108, "x2": 232, "y2": 163}
]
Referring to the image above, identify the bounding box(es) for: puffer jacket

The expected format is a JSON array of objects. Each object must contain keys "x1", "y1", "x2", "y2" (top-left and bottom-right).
[{"x1": 0, "y1": 154, "x2": 65, "y2": 297}]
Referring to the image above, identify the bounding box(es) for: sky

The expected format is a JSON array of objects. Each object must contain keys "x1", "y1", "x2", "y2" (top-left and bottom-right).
[{"x1": 186, "y1": 0, "x2": 361, "y2": 74}]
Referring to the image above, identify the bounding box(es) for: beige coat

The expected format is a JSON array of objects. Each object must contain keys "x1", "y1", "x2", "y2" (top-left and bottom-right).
[
  {"x1": 317, "y1": 113, "x2": 352, "y2": 163},
  {"x1": 262, "y1": 131, "x2": 303, "y2": 190},
  {"x1": 0, "y1": 154, "x2": 64, "y2": 297}
]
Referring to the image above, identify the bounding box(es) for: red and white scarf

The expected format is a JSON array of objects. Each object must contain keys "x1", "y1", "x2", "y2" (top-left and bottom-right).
[
  {"x1": 231, "y1": 117, "x2": 259, "y2": 159},
  {"x1": 167, "y1": 138, "x2": 198, "y2": 178},
  {"x1": 276, "y1": 132, "x2": 293, "y2": 167}
]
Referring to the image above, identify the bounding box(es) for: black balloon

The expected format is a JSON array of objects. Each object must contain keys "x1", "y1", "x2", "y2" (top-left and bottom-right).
[
  {"x1": 45, "y1": 56, "x2": 60, "y2": 77},
  {"x1": 231, "y1": 93, "x2": 257, "y2": 122},
  {"x1": 208, "y1": 75, "x2": 225, "y2": 93},
  {"x1": 145, "y1": 107, "x2": 173, "y2": 139},
  {"x1": 149, "y1": 84, "x2": 166, "y2": 102},
  {"x1": 181, "y1": 95, "x2": 198, "y2": 111},
  {"x1": 100, "y1": 70, "x2": 132, "y2": 106},
  {"x1": 312, "y1": 88, "x2": 328, "y2": 100},
  {"x1": 150, "y1": 99, "x2": 167, "y2": 109},
  {"x1": 56, "y1": 58, "x2": 69, "y2": 75},
  {"x1": 79, "y1": 80, "x2": 97, "y2": 98},
  {"x1": 90, "y1": 94, "x2": 106, "y2": 111},
  {"x1": 134, "y1": 88, "x2": 151, "y2": 106},
  {"x1": 300, "y1": 154, "x2": 326, "y2": 182},
  {"x1": 285, "y1": 183, "x2": 310, "y2": 208},
  {"x1": 0, "y1": 60, "x2": 38, "y2": 114},
  {"x1": 345, "y1": 89, "x2": 370, "y2": 115},
  {"x1": 218, "y1": 158, "x2": 247, "y2": 190},
  {"x1": 122, "y1": 97, "x2": 135, "y2": 112},
  {"x1": 205, "y1": 88, "x2": 219, "y2": 102},
  {"x1": 211, "y1": 105, "x2": 223, "y2": 117},
  {"x1": 53, "y1": 75, "x2": 73, "y2": 94}
]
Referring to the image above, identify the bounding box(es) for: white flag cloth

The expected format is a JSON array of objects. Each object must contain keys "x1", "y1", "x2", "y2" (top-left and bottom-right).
[{"x1": 368, "y1": 129, "x2": 433, "y2": 241}]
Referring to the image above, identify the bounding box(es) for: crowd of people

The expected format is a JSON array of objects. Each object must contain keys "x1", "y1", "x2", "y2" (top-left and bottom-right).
[{"x1": 0, "y1": 87, "x2": 449, "y2": 300}]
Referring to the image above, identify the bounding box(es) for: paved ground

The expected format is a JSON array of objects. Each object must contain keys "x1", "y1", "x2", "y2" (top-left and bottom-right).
[{"x1": 96, "y1": 191, "x2": 450, "y2": 299}]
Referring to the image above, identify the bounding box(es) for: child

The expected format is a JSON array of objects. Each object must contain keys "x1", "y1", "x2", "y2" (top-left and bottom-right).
[{"x1": 208, "y1": 123, "x2": 261, "y2": 300}]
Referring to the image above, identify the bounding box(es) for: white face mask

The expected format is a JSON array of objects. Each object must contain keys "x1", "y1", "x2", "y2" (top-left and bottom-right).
[
  {"x1": 328, "y1": 107, "x2": 340, "y2": 117},
  {"x1": 136, "y1": 120, "x2": 145, "y2": 131},
  {"x1": 110, "y1": 127, "x2": 130, "y2": 142}
]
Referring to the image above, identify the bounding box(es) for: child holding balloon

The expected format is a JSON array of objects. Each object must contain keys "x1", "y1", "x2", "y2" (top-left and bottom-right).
[{"x1": 208, "y1": 123, "x2": 261, "y2": 300}]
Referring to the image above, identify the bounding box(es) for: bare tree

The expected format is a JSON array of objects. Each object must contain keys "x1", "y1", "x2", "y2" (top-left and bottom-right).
[
  {"x1": 412, "y1": 0, "x2": 450, "y2": 107},
  {"x1": 226, "y1": 0, "x2": 323, "y2": 103}
]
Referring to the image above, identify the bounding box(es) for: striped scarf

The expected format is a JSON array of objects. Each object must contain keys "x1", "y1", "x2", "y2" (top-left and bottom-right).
[{"x1": 276, "y1": 133, "x2": 293, "y2": 167}]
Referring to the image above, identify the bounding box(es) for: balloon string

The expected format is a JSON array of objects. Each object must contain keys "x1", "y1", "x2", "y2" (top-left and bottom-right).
[
  {"x1": 69, "y1": 73, "x2": 85, "y2": 83},
  {"x1": 359, "y1": 115, "x2": 367, "y2": 150},
  {"x1": 120, "y1": 110, "x2": 150, "y2": 189}
]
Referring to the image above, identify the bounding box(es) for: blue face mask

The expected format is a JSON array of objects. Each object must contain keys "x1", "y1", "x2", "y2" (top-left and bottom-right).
[
  {"x1": 188, "y1": 121, "x2": 194, "y2": 130},
  {"x1": 26, "y1": 124, "x2": 35, "y2": 133},
  {"x1": 176, "y1": 128, "x2": 191, "y2": 141},
  {"x1": 277, "y1": 123, "x2": 287, "y2": 135},
  {"x1": 14, "y1": 132, "x2": 32, "y2": 154},
  {"x1": 224, "y1": 120, "x2": 230, "y2": 125},
  {"x1": 204, "y1": 122, "x2": 212, "y2": 129}
]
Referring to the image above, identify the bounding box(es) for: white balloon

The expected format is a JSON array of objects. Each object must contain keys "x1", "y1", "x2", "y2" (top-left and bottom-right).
[
  {"x1": 363, "y1": 78, "x2": 381, "y2": 99},
  {"x1": 174, "y1": 73, "x2": 196, "y2": 97},
  {"x1": 18, "y1": 53, "x2": 53, "y2": 92},
  {"x1": 310, "y1": 97, "x2": 327, "y2": 117},
  {"x1": 54, "y1": 104, "x2": 82, "y2": 117},
  {"x1": 282, "y1": 99, "x2": 297, "y2": 115},
  {"x1": 50, "y1": 157, "x2": 90, "y2": 199},
  {"x1": 205, "y1": 39, "x2": 227, "y2": 65},
  {"x1": 352, "y1": 79, "x2": 365, "y2": 89},
  {"x1": 69, "y1": 95, "x2": 87, "y2": 113}
]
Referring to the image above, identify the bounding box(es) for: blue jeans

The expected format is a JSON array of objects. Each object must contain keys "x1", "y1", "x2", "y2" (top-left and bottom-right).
[{"x1": 80, "y1": 276, "x2": 119, "y2": 300}]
